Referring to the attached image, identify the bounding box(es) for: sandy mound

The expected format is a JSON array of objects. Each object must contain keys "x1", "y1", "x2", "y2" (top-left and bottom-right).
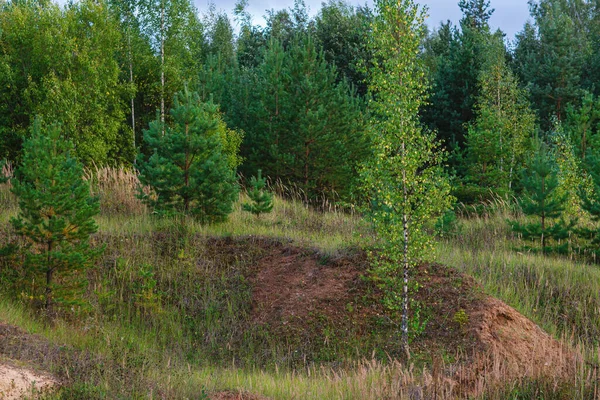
[{"x1": 0, "y1": 362, "x2": 58, "y2": 399}]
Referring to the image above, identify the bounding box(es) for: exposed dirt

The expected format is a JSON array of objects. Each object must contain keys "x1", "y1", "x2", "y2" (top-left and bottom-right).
[
  {"x1": 251, "y1": 245, "x2": 364, "y2": 326},
  {"x1": 0, "y1": 237, "x2": 580, "y2": 399},
  {"x1": 456, "y1": 297, "x2": 579, "y2": 397},
  {"x1": 0, "y1": 360, "x2": 58, "y2": 399},
  {"x1": 247, "y1": 240, "x2": 580, "y2": 397}
]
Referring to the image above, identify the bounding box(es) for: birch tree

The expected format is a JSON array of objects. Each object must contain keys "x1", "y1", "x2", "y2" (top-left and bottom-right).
[
  {"x1": 465, "y1": 34, "x2": 535, "y2": 193},
  {"x1": 361, "y1": 0, "x2": 451, "y2": 358}
]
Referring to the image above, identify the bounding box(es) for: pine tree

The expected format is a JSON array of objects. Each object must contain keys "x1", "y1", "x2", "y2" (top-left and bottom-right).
[
  {"x1": 242, "y1": 170, "x2": 274, "y2": 218},
  {"x1": 9, "y1": 120, "x2": 102, "y2": 314},
  {"x1": 577, "y1": 153, "x2": 600, "y2": 259},
  {"x1": 510, "y1": 140, "x2": 572, "y2": 254},
  {"x1": 422, "y1": 0, "x2": 494, "y2": 159},
  {"x1": 361, "y1": 0, "x2": 452, "y2": 358},
  {"x1": 565, "y1": 92, "x2": 600, "y2": 161},
  {"x1": 513, "y1": 0, "x2": 588, "y2": 130},
  {"x1": 136, "y1": 87, "x2": 239, "y2": 223}
]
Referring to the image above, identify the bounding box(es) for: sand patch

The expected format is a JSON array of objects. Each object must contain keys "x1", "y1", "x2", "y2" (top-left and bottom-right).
[{"x1": 0, "y1": 362, "x2": 58, "y2": 399}]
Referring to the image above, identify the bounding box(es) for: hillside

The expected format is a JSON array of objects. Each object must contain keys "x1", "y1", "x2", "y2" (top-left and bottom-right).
[{"x1": 0, "y1": 178, "x2": 592, "y2": 398}]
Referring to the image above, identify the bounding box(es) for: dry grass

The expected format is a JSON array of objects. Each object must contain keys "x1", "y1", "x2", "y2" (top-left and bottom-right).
[
  {"x1": 84, "y1": 165, "x2": 147, "y2": 216},
  {"x1": 1, "y1": 168, "x2": 599, "y2": 398}
]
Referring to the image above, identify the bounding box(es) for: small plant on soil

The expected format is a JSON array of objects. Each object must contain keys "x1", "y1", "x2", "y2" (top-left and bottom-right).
[{"x1": 452, "y1": 309, "x2": 469, "y2": 331}]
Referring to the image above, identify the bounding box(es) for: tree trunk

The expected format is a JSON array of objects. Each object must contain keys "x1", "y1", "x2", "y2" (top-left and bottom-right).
[
  {"x1": 45, "y1": 241, "x2": 53, "y2": 312},
  {"x1": 541, "y1": 175, "x2": 546, "y2": 254},
  {"x1": 160, "y1": 0, "x2": 165, "y2": 135},
  {"x1": 401, "y1": 141, "x2": 410, "y2": 360},
  {"x1": 184, "y1": 123, "x2": 190, "y2": 212},
  {"x1": 128, "y1": 28, "x2": 136, "y2": 153}
]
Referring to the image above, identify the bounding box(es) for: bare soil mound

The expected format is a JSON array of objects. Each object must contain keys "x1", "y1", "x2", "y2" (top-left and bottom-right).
[
  {"x1": 457, "y1": 297, "x2": 578, "y2": 396},
  {"x1": 251, "y1": 245, "x2": 363, "y2": 325},
  {"x1": 246, "y1": 241, "x2": 579, "y2": 396}
]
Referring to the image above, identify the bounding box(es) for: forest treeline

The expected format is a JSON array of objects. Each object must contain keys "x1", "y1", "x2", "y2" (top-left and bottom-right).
[{"x1": 3, "y1": 0, "x2": 600, "y2": 223}]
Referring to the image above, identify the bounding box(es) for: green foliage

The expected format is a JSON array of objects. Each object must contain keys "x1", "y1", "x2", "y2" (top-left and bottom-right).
[
  {"x1": 136, "y1": 88, "x2": 239, "y2": 223},
  {"x1": 0, "y1": 159, "x2": 7, "y2": 184},
  {"x1": 510, "y1": 139, "x2": 573, "y2": 254},
  {"x1": 314, "y1": 0, "x2": 373, "y2": 96},
  {"x1": 452, "y1": 308, "x2": 469, "y2": 330},
  {"x1": 551, "y1": 120, "x2": 589, "y2": 217},
  {"x1": 577, "y1": 153, "x2": 600, "y2": 259},
  {"x1": 513, "y1": 0, "x2": 589, "y2": 130},
  {"x1": 422, "y1": 0, "x2": 494, "y2": 161},
  {"x1": 8, "y1": 120, "x2": 102, "y2": 313},
  {"x1": 465, "y1": 33, "x2": 535, "y2": 193},
  {"x1": 137, "y1": 0, "x2": 206, "y2": 112},
  {"x1": 0, "y1": 0, "x2": 132, "y2": 165},
  {"x1": 435, "y1": 209, "x2": 459, "y2": 238},
  {"x1": 565, "y1": 92, "x2": 600, "y2": 160},
  {"x1": 217, "y1": 33, "x2": 368, "y2": 203},
  {"x1": 242, "y1": 170, "x2": 274, "y2": 217},
  {"x1": 361, "y1": 0, "x2": 452, "y2": 355}
]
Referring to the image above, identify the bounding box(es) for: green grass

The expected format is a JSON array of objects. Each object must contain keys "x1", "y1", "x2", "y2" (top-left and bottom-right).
[
  {"x1": 1, "y1": 175, "x2": 600, "y2": 398},
  {"x1": 95, "y1": 193, "x2": 367, "y2": 256}
]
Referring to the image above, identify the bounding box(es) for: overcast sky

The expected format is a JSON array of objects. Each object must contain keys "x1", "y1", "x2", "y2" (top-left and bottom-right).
[{"x1": 198, "y1": 0, "x2": 531, "y2": 41}]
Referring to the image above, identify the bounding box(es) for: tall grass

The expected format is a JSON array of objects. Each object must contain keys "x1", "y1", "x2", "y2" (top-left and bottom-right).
[{"x1": 1, "y1": 168, "x2": 600, "y2": 398}]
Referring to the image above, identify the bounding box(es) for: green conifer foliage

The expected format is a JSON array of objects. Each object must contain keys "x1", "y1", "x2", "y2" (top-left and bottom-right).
[
  {"x1": 9, "y1": 120, "x2": 102, "y2": 313},
  {"x1": 510, "y1": 140, "x2": 572, "y2": 254},
  {"x1": 0, "y1": 159, "x2": 7, "y2": 184},
  {"x1": 577, "y1": 154, "x2": 600, "y2": 259},
  {"x1": 136, "y1": 88, "x2": 239, "y2": 223},
  {"x1": 242, "y1": 170, "x2": 274, "y2": 217}
]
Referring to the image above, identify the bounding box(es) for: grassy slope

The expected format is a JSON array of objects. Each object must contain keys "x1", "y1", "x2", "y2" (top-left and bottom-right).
[
  {"x1": 435, "y1": 205, "x2": 600, "y2": 361},
  {"x1": 0, "y1": 173, "x2": 599, "y2": 398}
]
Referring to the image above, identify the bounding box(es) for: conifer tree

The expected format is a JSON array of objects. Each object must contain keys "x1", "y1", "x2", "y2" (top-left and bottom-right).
[
  {"x1": 513, "y1": 0, "x2": 587, "y2": 129},
  {"x1": 136, "y1": 88, "x2": 239, "y2": 223},
  {"x1": 422, "y1": 0, "x2": 494, "y2": 158},
  {"x1": 9, "y1": 120, "x2": 101, "y2": 314},
  {"x1": 577, "y1": 154, "x2": 600, "y2": 259},
  {"x1": 361, "y1": 0, "x2": 451, "y2": 358},
  {"x1": 242, "y1": 170, "x2": 274, "y2": 218},
  {"x1": 510, "y1": 140, "x2": 572, "y2": 254}
]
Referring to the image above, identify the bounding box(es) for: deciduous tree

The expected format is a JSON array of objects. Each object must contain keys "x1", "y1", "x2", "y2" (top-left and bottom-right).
[{"x1": 361, "y1": 0, "x2": 452, "y2": 358}]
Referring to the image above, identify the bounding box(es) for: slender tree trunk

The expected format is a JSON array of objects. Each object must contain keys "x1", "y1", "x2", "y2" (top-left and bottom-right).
[
  {"x1": 160, "y1": 0, "x2": 165, "y2": 135},
  {"x1": 541, "y1": 176, "x2": 546, "y2": 254},
  {"x1": 304, "y1": 142, "x2": 310, "y2": 190},
  {"x1": 184, "y1": 123, "x2": 190, "y2": 212},
  {"x1": 45, "y1": 241, "x2": 53, "y2": 312},
  {"x1": 401, "y1": 141, "x2": 410, "y2": 360},
  {"x1": 275, "y1": 86, "x2": 279, "y2": 180},
  {"x1": 128, "y1": 28, "x2": 136, "y2": 153},
  {"x1": 497, "y1": 71, "x2": 504, "y2": 175}
]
